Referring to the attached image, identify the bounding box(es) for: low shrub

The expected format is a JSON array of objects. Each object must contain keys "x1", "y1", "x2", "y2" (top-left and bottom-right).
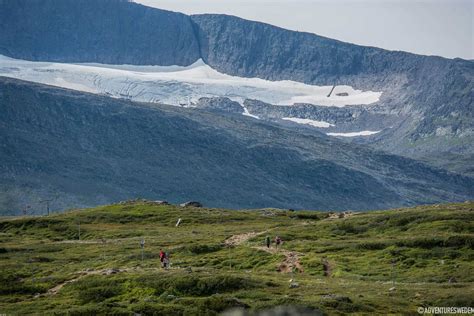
[
  {"x1": 132, "y1": 303, "x2": 186, "y2": 316},
  {"x1": 291, "y1": 213, "x2": 324, "y2": 220},
  {"x1": 356, "y1": 241, "x2": 389, "y2": 250},
  {"x1": 396, "y1": 238, "x2": 444, "y2": 249},
  {"x1": 138, "y1": 274, "x2": 260, "y2": 297},
  {"x1": 196, "y1": 295, "x2": 249, "y2": 314},
  {"x1": 331, "y1": 222, "x2": 368, "y2": 235},
  {"x1": 186, "y1": 243, "x2": 223, "y2": 254},
  {"x1": 61, "y1": 305, "x2": 131, "y2": 316},
  {"x1": 0, "y1": 273, "x2": 48, "y2": 295},
  {"x1": 444, "y1": 235, "x2": 474, "y2": 249},
  {"x1": 73, "y1": 277, "x2": 124, "y2": 304}
]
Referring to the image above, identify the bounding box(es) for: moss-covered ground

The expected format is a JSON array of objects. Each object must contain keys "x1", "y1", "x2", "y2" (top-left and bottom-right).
[{"x1": 0, "y1": 202, "x2": 473, "y2": 315}]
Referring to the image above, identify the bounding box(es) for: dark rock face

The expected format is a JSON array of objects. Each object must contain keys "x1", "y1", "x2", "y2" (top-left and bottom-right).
[
  {"x1": 0, "y1": 0, "x2": 200, "y2": 66},
  {"x1": 243, "y1": 99, "x2": 394, "y2": 131},
  {"x1": 1, "y1": 77, "x2": 473, "y2": 214},
  {"x1": 195, "y1": 97, "x2": 243, "y2": 114},
  {"x1": 192, "y1": 14, "x2": 413, "y2": 84},
  {"x1": 191, "y1": 14, "x2": 474, "y2": 167}
]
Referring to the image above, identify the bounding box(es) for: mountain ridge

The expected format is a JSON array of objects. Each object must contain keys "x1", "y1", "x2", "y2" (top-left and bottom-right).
[{"x1": 1, "y1": 76, "x2": 473, "y2": 215}]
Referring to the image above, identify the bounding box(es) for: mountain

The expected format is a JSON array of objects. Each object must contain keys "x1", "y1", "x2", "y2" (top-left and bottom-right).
[
  {"x1": 0, "y1": 0, "x2": 472, "y2": 177},
  {"x1": 193, "y1": 14, "x2": 474, "y2": 175},
  {"x1": 0, "y1": 0, "x2": 200, "y2": 66},
  {"x1": 1, "y1": 77, "x2": 473, "y2": 214},
  {"x1": 0, "y1": 0, "x2": 473, "y2": 213}
]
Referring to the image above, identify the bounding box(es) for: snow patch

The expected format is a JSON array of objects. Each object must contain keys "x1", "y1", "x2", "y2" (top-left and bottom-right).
[
  {"x1": 285, "y1": 84, "x2": 381, "y2": 107},
  {"x1": 0, "y1": 55, "x2": 382, "y2": 107},
  {"x1": 327, "y1": 130, "x2": 381, "y2": 137},
  {"x1": 241, "y1": 105, "x2": 260, "y2": 119},
  {"x1": 282, "y1": 117, "x2": 334, "y2": 128}
]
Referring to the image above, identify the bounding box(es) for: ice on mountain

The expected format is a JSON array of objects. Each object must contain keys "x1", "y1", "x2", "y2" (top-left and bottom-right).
[{"x1": 0, "y1": 55, "x2": 382, "y2": 108}]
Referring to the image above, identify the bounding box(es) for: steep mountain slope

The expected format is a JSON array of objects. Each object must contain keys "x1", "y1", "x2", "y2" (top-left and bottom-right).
[
  {"x1": 192, "y1": 14, "x2": 474, "y2": 173},
  {"x1": 1, "y1": 77, "x2": 473, "y2": 214},
  {"x1": 0, "y1": 0, "x2": 472, "y2": 176},
  {"x1": 0, "y1": 0, "x2": 200, "y2": 66}
]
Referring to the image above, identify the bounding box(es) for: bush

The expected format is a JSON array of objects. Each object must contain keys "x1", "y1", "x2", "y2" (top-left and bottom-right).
[
  {"x1": 396, "y1": 238, "x2": 444, "y2": 249},
  {"x1": 356, "y1": 242, "x2": 389, "y2": 250},
  {"x1": 402, "y1": 258, "x2": 416, "y2": 267},
  {"x1": 132, "y1": 303, "x2": 185, "y2": 316},
  {"x1": 444, "y1": 235, "x2": 474, "y2": 249},
  {"x1": 291, "y1": 212, "x2": 324, "y2": 220},
  {"x1": 331, "y1": 222, "x2": 367, "y2": 235},
  {"x1": 62, "y1": 305, "x2": 131, "y2": 316},
  {"x1": 196, "y1": 295, "x2": 248, "y2": 314},
  {"x1": 432, "y1": 293, "x2": 474, "y2": 308},
  {"x1": 73, "y1": 277, "x2": 123, "y2": 304},
  {"x1": 139, "y1": 274, "x2": 259, "y2": 297},
  {"x1": 186, "y1": 243, "x2": 223, "y2": 254},
  {"x1": 395, "y1": 236, "x2": 474, "y2": 249},
  {"x1": 0, "y1": 271, "x2": 48, "y2": 295}
]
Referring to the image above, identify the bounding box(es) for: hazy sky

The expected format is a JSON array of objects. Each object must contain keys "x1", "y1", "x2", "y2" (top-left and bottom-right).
[{"x1": 135, "y1": 0, "x2": 473, "y2": 60}]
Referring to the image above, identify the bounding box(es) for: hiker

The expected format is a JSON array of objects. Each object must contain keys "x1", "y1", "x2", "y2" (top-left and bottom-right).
[
  {"x1": 265, "y1": 235, "x2": 271, "y2": 248},
  {"x1": 275, "y1": 236, "x2": 282, "y2": 249},
  {"x1": 163, "y1": 252, "x2": 170, "y2": 269},
  {"x1": 159, "y1": 249, "x2": 166, "y2": 267}
]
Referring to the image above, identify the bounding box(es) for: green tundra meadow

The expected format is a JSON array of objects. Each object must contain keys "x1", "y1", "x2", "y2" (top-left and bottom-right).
[{"x1": 0, "y1": 201, "x2": 473, "y2": 315}]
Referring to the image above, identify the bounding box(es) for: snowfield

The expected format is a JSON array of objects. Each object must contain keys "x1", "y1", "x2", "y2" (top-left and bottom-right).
[
  {"x1": 326, "y1": 131, "x2": 381, "y2": 137},
  {"x1": 282, "y1": 117, "x2": 334, "y2": 128},
  {"x1": 0, "y1": 55, "x2": 382, "y2": 108}
]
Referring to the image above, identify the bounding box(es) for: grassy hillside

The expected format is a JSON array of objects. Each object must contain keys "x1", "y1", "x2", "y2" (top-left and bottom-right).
[{"x1": 0, "y1": 201, "x2": 473, "y2": 315}]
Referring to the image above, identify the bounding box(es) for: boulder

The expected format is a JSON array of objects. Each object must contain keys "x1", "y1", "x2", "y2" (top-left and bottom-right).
[
  {"x1": 148, "y1": 200, "x2": 169, "y2": 206},
  {"x1": 180, "y1": 201, "x2": 203, "y2": 208}
]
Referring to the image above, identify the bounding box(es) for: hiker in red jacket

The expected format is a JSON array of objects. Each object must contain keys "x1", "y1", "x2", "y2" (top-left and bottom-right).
[{"x1": 159, "y1": 249, "x2": 166, "y2": 267}]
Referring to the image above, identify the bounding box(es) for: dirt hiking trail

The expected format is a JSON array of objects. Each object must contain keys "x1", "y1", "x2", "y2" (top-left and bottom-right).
[
  {"x1": 224, "y1": 231, "x2": 268, "y2": 246},
  {"x1": 253, "y1": 246, "x2": 304, "y2": 273}
]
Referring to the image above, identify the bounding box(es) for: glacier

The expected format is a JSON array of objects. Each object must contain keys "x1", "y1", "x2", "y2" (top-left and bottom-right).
[{"x1": 0, "y1": 55, "x2": 382, "y2": 108}]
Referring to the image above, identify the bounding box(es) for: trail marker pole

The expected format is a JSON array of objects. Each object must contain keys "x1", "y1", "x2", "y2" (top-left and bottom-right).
[
  {"x1": 101, "y1": 238, "x2": 106, "y2": 260},
  {"x1": 391, "y1": 259, "x2": 396, "y2": 286},
  {"x1": 140, "y1": 239, "x2": 145, "y2": 262},
  {"x1": 39, "y1": 198, "x2": 54, "y2": 216},
  {"x1": 23, "y1": 205, "x2": 30, "y2": 216}
]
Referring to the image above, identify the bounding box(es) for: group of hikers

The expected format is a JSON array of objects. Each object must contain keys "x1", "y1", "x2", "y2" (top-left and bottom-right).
[
  {"x1": 153, "y1": 236, "x2": 282, "y2": 269},
  {"x1": 265, "y1": 235, "x2": 282, "y2": 249}
]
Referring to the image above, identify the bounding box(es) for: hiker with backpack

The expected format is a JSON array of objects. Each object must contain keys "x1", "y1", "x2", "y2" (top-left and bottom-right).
[
  {"x1": 159, "y1": 249, "x2": 166, "y2": 268},
  {"x1": 275, "y1": 236, "x2": 282, "y2": 249},
  {"x1": 163, "y1": 252, "x2": 170, "y2": 269},
  {"x1": 265, "y1": 235, "x2": 271, "y2": 248}
]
